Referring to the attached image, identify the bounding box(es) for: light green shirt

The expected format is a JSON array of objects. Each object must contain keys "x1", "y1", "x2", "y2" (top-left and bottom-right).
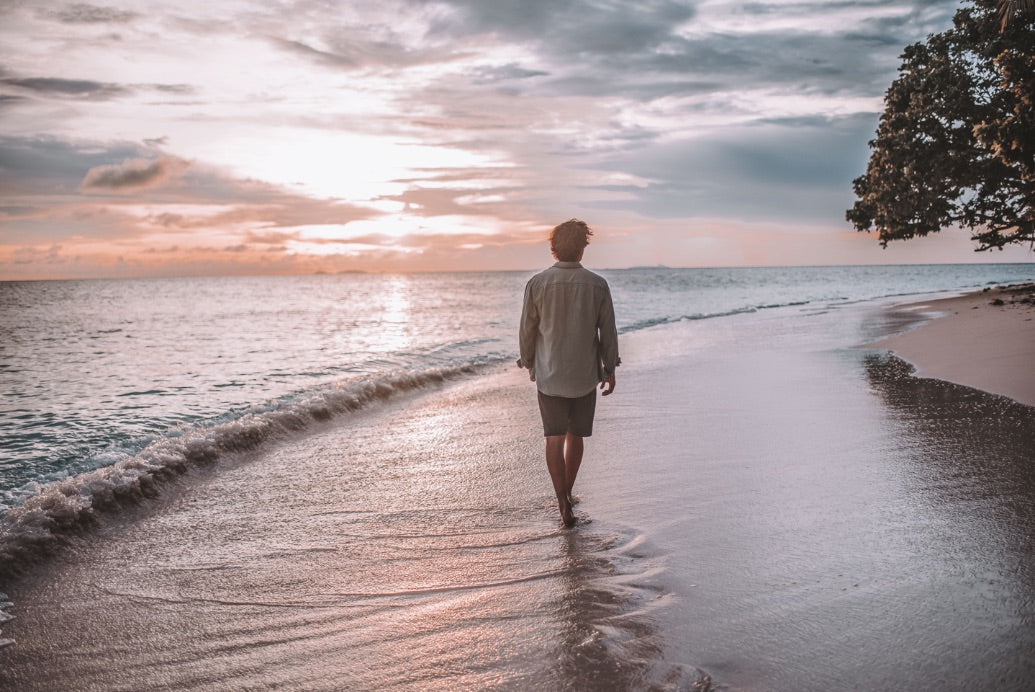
[{"x1": 518, "y1": 261, "x2": 620, "y2": 398}]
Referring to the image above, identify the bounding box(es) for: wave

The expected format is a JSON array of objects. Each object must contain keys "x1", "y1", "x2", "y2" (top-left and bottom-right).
[
  {"x1": 619, "y1": 300, "x2": 813, "y2": 333},
  {"x1": 0, "y1": 364, "x2": 484, "y2": 580}
]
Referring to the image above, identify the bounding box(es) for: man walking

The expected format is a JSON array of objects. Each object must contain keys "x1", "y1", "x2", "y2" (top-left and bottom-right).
[{"x1": 518, "y1": 219, "x2": 620, "y2": 527}]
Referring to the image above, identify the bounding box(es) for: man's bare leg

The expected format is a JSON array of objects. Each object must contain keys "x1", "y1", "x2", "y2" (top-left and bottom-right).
[
  {"x1": 564, "y1": 432, "x2": 584, "y2": 503},
  {"x1": 545, "y1": 435, "x2": 575, "y2": 527}
]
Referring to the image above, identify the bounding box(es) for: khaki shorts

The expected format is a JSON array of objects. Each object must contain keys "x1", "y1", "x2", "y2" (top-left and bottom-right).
[{"x1": 537, "y1": 389, "x2": 597, "y2": 437}]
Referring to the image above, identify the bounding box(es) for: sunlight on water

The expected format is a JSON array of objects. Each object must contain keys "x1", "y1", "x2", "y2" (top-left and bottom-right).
[{"x1": 3, "y1": 264, "x2": 1032, "y2": 510}]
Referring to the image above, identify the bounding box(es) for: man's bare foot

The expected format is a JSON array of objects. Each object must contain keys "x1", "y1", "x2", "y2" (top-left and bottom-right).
[{"x1": 560, "y1": 498, "x2": 576, "y2": 528}]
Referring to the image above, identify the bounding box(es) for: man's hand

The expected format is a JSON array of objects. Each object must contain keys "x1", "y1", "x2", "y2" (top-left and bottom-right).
[{"x1": 600, "y1": 374, "x2": 616, "y2": 396}]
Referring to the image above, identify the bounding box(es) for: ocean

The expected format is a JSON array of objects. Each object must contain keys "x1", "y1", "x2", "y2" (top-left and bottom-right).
[
  {"x1": 2, "y1": 262, "x2": 1035, "y2": 689},
  {"x1": 2, "y1": 263, "x2": 1033, "y2": 523}
]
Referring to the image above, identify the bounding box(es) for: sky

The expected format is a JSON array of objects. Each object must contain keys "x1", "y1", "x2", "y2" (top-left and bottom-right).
[{"x1": 1, "y1": 0, "x2": 1032, "y2": 279}]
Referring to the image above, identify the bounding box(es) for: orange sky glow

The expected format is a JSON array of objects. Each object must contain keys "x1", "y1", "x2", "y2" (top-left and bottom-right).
[{"x1": 1, "y1": 0, "x2": 1031, "y2": 280}]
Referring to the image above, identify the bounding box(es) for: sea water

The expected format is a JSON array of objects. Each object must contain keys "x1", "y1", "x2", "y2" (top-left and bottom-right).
[{"x1": 0, "y1": 264, "x2": 1032, "y2": 550}]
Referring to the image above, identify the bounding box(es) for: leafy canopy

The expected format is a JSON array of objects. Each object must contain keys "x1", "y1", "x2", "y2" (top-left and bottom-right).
[{"x1": 847, "y1": 0, "x2": 1034, "y2": 250}]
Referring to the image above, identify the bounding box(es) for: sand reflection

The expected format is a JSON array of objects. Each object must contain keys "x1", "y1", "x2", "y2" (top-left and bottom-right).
[{"x1": 862, "y1": 353, "x2": 1035, "y2": 686}]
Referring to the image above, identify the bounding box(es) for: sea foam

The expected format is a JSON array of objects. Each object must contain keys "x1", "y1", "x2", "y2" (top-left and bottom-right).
[{"x1": 0, "y1": 365, "x2": 480, "y2": 579}]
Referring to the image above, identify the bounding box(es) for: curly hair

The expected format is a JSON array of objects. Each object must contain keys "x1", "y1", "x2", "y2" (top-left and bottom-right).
[{"x1": 549, "y1": 219, "x2": 593, "y2": 261}]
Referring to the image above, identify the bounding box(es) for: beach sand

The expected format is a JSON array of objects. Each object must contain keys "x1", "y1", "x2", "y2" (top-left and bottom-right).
[
  {"x1": 2, "y1": 296, "x2": 1034, "y2": 690},
  {"x1": 871, "y1": 283, "x2": 1035, "y2": 407}
]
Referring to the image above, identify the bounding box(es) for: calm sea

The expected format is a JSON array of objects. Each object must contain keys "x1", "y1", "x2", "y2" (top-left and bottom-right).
[{"x1": 1, "y1": 264, "x2": 1032, "y2": 514}]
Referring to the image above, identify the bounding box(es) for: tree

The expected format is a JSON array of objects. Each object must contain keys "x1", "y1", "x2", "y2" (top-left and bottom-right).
[
  {"x1": 847, "y1": 0, "x2": 1034, "y2": 250},
  {"x1": 998, "y1": 0, "x2": 1035, "y2": 30}
]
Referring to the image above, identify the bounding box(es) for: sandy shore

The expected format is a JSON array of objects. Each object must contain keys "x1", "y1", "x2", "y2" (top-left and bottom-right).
[
  {"x1": 870, "y1": 283, "x2": 1035, "y2": 407},
  {"x1": 3, "y1": 299, "x2": 1035, "y2": 690}
]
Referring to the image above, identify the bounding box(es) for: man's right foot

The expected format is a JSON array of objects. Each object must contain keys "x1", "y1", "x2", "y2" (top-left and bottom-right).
[{"x1": 560, "y1": 500, "x2": 576, "y2": 528}]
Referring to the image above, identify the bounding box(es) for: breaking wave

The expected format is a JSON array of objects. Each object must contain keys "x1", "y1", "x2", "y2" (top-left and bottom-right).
[{"x1": 0, "y1": 364, "x2": 485, "y2": 579}]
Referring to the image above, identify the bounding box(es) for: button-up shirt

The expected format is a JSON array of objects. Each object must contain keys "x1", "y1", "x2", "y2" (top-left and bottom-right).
[{"x1": 518, "y1": 261, "x2": 620, "y2": 398}]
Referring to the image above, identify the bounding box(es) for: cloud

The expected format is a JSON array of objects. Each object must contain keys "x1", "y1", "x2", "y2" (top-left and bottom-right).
[
  {"x1": 11, "y1": 244, "x2": 64, "y2": 265},
  {"x1": 268, "y1": 29, "x2": 463, "y2": 71},
  {"x1": 0, "y1": 76, "x2": 194, "y2": 101},
  {"x1": 0, "y1": 77, "x2": 130, "y2": 99},
  {"x1": 151, "y1": 84, "x2": 194, "y2": 95},
  {"x1": 41, "y1": 3, "x2": 138, "y2": 24},
  {"x1": 80, "y1": 156, "x2": 189, "y2": 192},
  {"x1": 424, "y1": 0, "x2": 696, "y2": 51},
  {"x1": 583, "y1": 113, "x2": 878, "y2": 222},
  {"x1": 470, "y1": 63, "x2": 550, "y2": 85},
  {"x1": 410, "y1": 0, "x2": 955, "y2": 104},
  {"x1": 0, "y1": 1, "x2": 999, "y2": 277},
  {"x1": 0, "y1": 136, "x2": 144, "y2": 194},
  {"x1": 0, "y1": 133, "x2": 382, "y2": 252}
]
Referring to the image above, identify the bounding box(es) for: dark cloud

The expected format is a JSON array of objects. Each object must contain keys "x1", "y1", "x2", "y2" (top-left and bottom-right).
[
  {"x1": 42, "y1": 3, "x2": 138, "y2": 24},
  {"x1": 0, "y1": 75, "x2": 190, "y2": 102},
  {"x1": 80, "y1": 156, "x2": 188, "y2": 191},
  {"x1": 408, "y1": 0, "x2": 956, "y2": 104},
  {"x1": 423, "y1": 0, "x2": 695, "y2": 52},
  {"x1": 584, "y1": 113, "x2": 878, "y2": 222},
  {"x1": 151, "y1": 84, "x2": 194, "y2": 94},
  {"x1": 0, "y1": 136, "x2": 147, "y2": 194},
  {"x1": 1, "y1": 77, "x2": 130, "y2": 99}
]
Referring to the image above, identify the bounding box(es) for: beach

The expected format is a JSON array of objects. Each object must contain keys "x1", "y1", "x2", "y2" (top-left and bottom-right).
[
  {"x1": 2, "y1": 281, "x2": 1034, "y2": 691},
  {"x1": 870, "y1": 283, "x2": 1035, "y2": 407}
]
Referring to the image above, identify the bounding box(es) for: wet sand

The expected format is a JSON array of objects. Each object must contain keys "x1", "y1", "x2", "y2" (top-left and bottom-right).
[
  {"x1": 2, "y1": 299, "x2": 1034, "y2": 690},
  {"x1": 0, "y1": 368, "x2": 709, "y2": 691}
]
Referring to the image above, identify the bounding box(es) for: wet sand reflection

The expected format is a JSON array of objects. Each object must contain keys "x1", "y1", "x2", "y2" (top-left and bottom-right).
[{"x1": 863, "y1": 353, "x2": 1035, "y2": 687}]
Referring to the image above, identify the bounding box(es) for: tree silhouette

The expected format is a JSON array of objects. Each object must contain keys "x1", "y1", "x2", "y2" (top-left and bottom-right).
[{"x1": 847, "y1": 0, "x2": 1034, "y2": 250}]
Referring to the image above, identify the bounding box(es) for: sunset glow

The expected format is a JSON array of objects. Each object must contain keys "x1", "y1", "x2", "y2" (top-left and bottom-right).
[{"x1": 2, "y1": 0, "x2": 1031, "y2": 279}]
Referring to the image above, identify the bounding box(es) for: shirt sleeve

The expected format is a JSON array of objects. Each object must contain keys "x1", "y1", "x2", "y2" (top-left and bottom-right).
[
  {"x1": 518, "y1": 279, "x2": 538, "y2": 375},
  {"x1": 597, "y1": 282, "x2": 620, "y2": 377}
]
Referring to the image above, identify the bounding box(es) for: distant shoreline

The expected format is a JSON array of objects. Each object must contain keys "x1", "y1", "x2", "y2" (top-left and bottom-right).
[
  {"x1": 870, "y1": 283, "x2": 1035, "y2": 407},
  {"x1": 3, "y1": 260, "x2": 1033, "y2": 284}
]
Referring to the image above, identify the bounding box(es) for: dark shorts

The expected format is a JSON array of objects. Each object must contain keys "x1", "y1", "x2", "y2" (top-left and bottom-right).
[{"x1": 537, "y1": 389, "x2": 597, "y2": 437}]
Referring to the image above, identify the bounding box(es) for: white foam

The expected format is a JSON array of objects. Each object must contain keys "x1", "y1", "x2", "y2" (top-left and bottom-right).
[{"x1": 0, "y1": 365, "x2": 481, "y2": 577}]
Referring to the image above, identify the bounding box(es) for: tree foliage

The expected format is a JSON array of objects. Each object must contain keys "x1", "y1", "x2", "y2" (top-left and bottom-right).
[
  {"x1": 847, "y1": 0, "x2": 1034, "y2": 250},
  {"x1": 999, "y1": 0, "x2": 1035, "y2": 30}
]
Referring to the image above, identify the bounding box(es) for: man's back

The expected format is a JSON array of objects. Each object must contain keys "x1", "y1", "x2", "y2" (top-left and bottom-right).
[{"x1": 519, "y1": 260, "x2": 619, "y2": 398}]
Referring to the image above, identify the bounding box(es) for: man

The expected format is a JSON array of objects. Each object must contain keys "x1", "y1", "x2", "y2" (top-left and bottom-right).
[{"x1": 518, "y1": 219, "x2": 620, "y2": 528}]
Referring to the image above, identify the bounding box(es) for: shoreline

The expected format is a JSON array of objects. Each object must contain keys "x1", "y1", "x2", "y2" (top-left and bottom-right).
[{"x1": 870, "y1": 283, "x2": 1035, "y2": 408}]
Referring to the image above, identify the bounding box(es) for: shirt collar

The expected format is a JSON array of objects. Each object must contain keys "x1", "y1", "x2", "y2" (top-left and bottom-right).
[{"x1": 553, "y1": 261, "x2": 583, "y2": 268}]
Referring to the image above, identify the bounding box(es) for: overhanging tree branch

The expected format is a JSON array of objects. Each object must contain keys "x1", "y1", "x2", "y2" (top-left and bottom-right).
[{"x1": 848, "y1": 0, "x2": 1034, "y2": 251}]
